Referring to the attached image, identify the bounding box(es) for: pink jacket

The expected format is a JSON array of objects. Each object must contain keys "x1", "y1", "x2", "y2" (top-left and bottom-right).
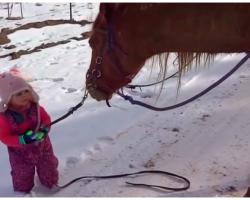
[{"x1": 0, "y1": 102, "x2": 51, "y2": 147}]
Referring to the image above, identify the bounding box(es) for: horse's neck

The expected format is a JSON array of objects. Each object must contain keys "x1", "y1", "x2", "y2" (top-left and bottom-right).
[{"x1": 117, "y1": 3, "x2": 250, "y2": 56}]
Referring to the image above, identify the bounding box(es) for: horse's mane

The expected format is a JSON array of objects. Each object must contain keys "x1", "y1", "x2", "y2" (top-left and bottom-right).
[{"x1": 146, "y1": 53, "x2": 218, "y2": 98}]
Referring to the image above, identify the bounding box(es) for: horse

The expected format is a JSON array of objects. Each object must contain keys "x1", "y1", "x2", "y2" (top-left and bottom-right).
[
  {"x1": 85, "y1": 3, "x2": 250, "y2": 101},
  {"x1": 85, "y1": 3, "x2": 250, "y2": 196}
]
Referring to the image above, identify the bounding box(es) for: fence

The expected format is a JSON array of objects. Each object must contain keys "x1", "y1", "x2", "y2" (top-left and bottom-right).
[{"x1": 0, "y1": 2, "x2": 96, "y2": 26}]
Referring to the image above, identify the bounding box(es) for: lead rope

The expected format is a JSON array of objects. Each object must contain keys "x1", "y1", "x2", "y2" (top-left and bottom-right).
[
  {"x1": 49, "y1": 89, "x2": 89, "y2": 126},
  {"x1": 125, "y1": 70, "x2": 178, "y2": 92},
  {"x1": 125, "y1": 56, "x2": 181, "y2": 91},
  {"x1": 117, "y1": 53, "x2": 250, "y2": 111},
  {"x1": 42, "y1": 89, "x2": 190, "y2": 193},
  {"x1": 55, "y1": 170, "x2": 190, "y2": 192}
]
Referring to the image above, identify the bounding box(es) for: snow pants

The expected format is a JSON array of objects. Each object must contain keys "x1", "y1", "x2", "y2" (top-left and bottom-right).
[{"x1": 7, "y1": 136, "x2": 59, "y2": 193}]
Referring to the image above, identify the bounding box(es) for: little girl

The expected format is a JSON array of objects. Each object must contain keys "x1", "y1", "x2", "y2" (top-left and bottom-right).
[{"x1": 0, "y1": 72, "x2": 59, "y2": 194}]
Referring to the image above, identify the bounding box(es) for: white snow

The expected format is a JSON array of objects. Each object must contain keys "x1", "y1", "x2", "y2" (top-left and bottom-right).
[
  {"x1": 0, "y1": 23, "x2": 92, "y2": 56},
  {"x1": 0, "y1": 2, "x2": 250, "y2": 198}
]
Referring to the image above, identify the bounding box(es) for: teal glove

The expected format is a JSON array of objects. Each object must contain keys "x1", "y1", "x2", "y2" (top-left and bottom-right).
[{"x1": 19, "y1": 130, "x2": 45, "y2": 145}]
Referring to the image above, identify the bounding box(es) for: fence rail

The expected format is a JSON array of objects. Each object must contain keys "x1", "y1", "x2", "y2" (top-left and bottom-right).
[{"x1": 0, "y1": 3, "x2": 95, "y2": 27}]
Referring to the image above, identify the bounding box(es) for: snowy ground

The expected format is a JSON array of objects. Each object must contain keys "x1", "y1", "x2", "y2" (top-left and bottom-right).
[{"x1": 0, "y1": 2, "x2": 250, "y2": 197}]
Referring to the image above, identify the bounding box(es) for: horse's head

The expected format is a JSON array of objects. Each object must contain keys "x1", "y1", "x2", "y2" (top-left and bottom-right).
[{"x1": 85, "y1": 3, "x2": 146, "y2": 101}]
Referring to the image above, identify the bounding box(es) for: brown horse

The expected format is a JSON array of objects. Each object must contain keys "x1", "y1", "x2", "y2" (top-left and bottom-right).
[
  {"x1": 85, "y1": 3, "x2": 250, "y2": 101},
  {"x1": 85, "y1": 3, "x2": 250, "y2": 196}
]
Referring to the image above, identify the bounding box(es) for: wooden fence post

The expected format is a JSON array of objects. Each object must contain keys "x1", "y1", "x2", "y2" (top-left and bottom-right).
[
  {"x1": 7, "y1": 3, "x2": 10, "y2": 17},
  {"x1": 20, "y1": 3, "x2": 23, "y2": 18},
  {"x1": 70, "y1": 3, "x2": 73, "y2": 20}
]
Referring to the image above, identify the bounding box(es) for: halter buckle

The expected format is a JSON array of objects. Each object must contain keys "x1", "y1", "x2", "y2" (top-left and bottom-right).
[{"x1": 96, "y1": 56, "x2": 102, "y2": 64}]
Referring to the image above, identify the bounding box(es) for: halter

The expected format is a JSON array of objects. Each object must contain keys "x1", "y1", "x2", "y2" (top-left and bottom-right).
[
  {"x1": 86, "y1": 6, "x2": 136, "y2": 105},
  {"x1": 86, "y1": 28, "x2": 135, "y2": 90}
]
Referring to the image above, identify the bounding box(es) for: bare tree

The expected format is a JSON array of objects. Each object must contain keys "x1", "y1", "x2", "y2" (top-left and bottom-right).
[
  {"x1": 9, "y1": 3, "x2": 13, "y2": 17},
  {"x1": 20, "y1": 3, "x2": 23, "y2": 18},
  {"x1": 70, "y1": 2, "x2": 73, "y2": 20},
  {"x1": 5, "y1": 3, "x2": 23, "y2": 20},
  {"x1": 87, "y1": 3, "x2": 93, "y2": 9},
  {"x1": 7, "y1": 3, "x2": 10, "y2": 17}
]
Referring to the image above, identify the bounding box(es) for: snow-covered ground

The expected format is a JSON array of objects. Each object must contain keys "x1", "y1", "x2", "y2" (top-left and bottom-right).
[{"x1": 0, "y1": 2, "x2": 250, "y2": 197}]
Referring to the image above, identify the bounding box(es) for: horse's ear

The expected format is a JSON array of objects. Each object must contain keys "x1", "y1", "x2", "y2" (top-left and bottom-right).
[{"x1": 99, "y1": 3, "x2": 119, "y2": 23}]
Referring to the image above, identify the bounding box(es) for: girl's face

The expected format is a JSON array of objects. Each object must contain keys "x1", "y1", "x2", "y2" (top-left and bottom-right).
[{"x1": 9, "y1": 89, "x2": 32, "y2": 107}]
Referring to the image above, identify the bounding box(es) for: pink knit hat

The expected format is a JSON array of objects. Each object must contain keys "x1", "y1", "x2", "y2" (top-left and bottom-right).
[{"x1": 0, "y1": 72, "x2": 39, "y2": 112}]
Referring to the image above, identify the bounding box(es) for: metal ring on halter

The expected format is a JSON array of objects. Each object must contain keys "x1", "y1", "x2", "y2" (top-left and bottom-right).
[
  {"x1": 86, "y1": 83, "x2": 96, "y2": 90},
  {"x1": 96, "y1": 56, "x2": 102, "y2": 64},
  {"x1": 91, "y1": 69, "x2": 101, "y2": 78}
]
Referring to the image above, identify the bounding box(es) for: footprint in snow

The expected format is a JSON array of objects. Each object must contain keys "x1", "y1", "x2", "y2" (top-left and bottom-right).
[
  {"x1": 51, "y1": 78, "x2": 64, "y2": 82},
  {"x1": 66, "y1": 156, "x2": 80, "y2": 168},
  {"x1": 49, "y1": 62, "x2": 59, "y2": 65},
  {"x1": 61, "y1": 87, "x2": 78, "y2": 93},
  {"x1": 81, "y1": 149, "x2": 93, "y2": 156},
  {"x1": 93, "y1": 143, "x2": 102, "y2": 151},
  {"x1": 96, "y1": 136, "x2": 115, "y2": 145},
  {"x1": 25, "y1": 39, "x2": 32, "y2": 43},
  {"x1": 43, "y1": 38, "x2": 50, "y2": 42}
]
